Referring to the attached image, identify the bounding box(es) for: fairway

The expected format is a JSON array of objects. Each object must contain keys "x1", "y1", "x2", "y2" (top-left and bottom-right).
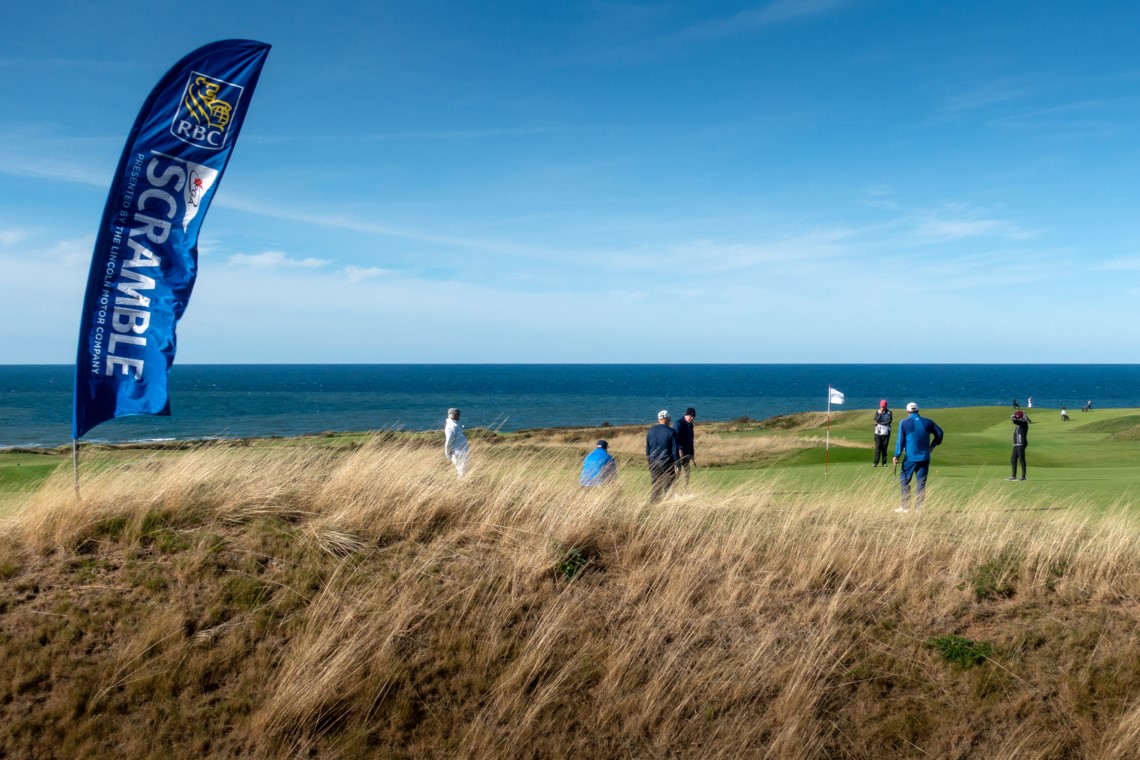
[
  {"x1": 667, "y1": 406, "x2": 1140, "y2": 512},
  {"x1": 3, "y1": 406, "x2": 1138, "y2": 515},
  {"x1": 0, "y1": 451, "x2": 67, "y2": 515}
]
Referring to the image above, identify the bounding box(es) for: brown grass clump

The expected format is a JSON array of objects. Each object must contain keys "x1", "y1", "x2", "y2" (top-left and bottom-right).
[{"x1": 2, "y1": 436, "x2": 1140, "y2": 758}]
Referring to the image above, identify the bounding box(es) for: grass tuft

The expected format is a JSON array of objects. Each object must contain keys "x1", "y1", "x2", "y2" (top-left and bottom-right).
[
  {"x1": 926, "y1": 634, "x2": 997, "y2": 669},
  {"x1": 554, "y1": 545, "x2": 592, "y2": 583},
  {"x1": 967, "y1": 549, "x2": 1019, "y2": 601}
]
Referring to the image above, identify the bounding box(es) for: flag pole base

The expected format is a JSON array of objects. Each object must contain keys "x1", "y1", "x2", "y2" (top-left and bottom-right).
[{"x1": 72, "y1": 438, "x2": 80, "y2": 501}]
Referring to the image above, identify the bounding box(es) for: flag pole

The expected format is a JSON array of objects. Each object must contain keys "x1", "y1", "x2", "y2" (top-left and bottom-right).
[
  {"x1": 825, "y1": 386, "x2": 831, "y2": 475},
  {"x1": 72, "y1": 438, "x2": 80, "y2": 500}
]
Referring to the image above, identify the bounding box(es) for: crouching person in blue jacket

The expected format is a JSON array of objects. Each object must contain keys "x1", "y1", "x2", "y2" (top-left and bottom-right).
[
  {"x1": 580, "y1": 440, "x2": 618, "y2": 487},
  {"x1": 892, "y1": 401, "x2": 944, "y2": 513}
]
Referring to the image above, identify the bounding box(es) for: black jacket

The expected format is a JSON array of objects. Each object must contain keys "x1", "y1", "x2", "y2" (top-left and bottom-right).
[
  {"x1": 674, "y1": 417, "x2": 695, "y2": 456},
  {"x1": 1012, "y1": 416, "x2": 1031, "y2": 446}
]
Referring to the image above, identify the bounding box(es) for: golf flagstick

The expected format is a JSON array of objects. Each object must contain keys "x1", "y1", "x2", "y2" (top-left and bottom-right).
[
  {"x1": 825, "y1": 387, "x2": 831, "y2": 475},
  {"x1": 824, "y1": 385, "x2": 844, "y2": 474}
]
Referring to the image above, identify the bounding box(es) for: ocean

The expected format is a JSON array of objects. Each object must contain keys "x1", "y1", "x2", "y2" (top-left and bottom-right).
[{"x1": 2, "y1": 364, "x2": 1138, "y2": 448}]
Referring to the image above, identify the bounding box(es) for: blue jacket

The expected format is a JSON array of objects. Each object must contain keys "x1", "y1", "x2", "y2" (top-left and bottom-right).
[
  {"x1": 580, "y1": 447, "x2": 617, "y2": 486},
  {"x1": 674, "y1": 417, "x2": 695, "y2": 456},
  {"x1": 646, "y1": 423, "x2": 679, "y2": 467},
  {"x1": 894, "y1": 412, "x2": 944, "y2": 462}
]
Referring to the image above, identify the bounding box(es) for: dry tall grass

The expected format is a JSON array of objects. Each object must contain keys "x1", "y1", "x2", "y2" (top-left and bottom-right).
[
  {"x1": 2, "y1": 437, "x2": 1140, "y2": 758},
  {"x1": 521, "y1": 423, "x2": 841, "y2": 468}
]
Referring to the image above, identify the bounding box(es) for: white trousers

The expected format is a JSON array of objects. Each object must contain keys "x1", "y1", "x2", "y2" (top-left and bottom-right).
[{"x1": 450, "y1": 449, "x2": 469, "y2": 478}]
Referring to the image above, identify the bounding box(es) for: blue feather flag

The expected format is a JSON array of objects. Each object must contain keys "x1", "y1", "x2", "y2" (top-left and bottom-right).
[{"x1": 73, "y1": 40, "x2": 270, "y2": 439}]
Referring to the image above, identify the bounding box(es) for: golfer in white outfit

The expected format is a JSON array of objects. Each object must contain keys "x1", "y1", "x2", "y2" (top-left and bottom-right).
[{"x1": 444, "y1": 408, "x2": 469, "y2": 478}]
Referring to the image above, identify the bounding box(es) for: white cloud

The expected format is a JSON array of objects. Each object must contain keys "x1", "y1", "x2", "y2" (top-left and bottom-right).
[
  {"x1": 682, "y1": 0, "x2": 849, "y2": 41},
  {"x1": 859, "y1": 186, "x2": 902, "y2": 211},
  {"x1": 606, "y1": 289, "x2": 647, "y2": 301},
  {"x1": 605, "y1": 227, "x2": 862, "y2": 278},
  {"x1": 0, "y1": 230, "x2": 92, "y2": 264},
  {"x1": 0, "y1": 228, "x2": 31, "y2": 245},
  {"x1": 49, "y1": 237, "x2": 94, "y2": 266},
  {"x1": 729, "y1": 0, "x2": 847, "y2": 27},
  {"x1": 345, "y1": 265, "x2": 392, "y2": 282},
  {"x1": 0, "y1": 152, "x2": 110, "y2": 187},
  {"x1": 943, "y1": 77, "x2": 1034, "y2": 114},
  {"x1": 556, "y1": 0, "x2": 848, "y2": 66},
  {"x1": 987, "y1": 99, "x2": 1111, "y2": 132},
  {"x1": 219, "y1": 193, "x2": 562, "y2": 263},
  {"x1": 913, "y1": 215, "x2": 1037, "y2": 242},
  {"x1": 249, "y1": 126, "x2": 558, "y2": 145},
  {"x1": 1099, "y1": 257, "x2": 1140, "y2": 271},
  {"x1": 227, "y1": 251, "x2": 332, "y2": 269}
]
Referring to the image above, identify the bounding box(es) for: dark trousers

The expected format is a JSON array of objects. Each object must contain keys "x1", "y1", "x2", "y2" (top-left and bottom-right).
[
  {"x1": 677, "y1": 454, "x2": 693, "y2": 487},
  {"x1": 873, "y1": 434, "x2": 891, "y2": 466},
  {"x1": 649, "y1": 462, "x2": 675, "y2": 503},
  {"x1": 1011, "y1": 445, "x2": 1027, "y2": 479},
  {"x1": 900, "y1": 459, "x2": 931, "y2": 510}
]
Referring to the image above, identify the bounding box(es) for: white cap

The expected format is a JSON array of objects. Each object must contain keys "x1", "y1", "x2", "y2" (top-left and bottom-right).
[
  {"x1": 658, "y1": 409, "x2": 670, "y2": 419},
  {"x1": 906, "y1": 402, "x2": 918, "y2": 412}
]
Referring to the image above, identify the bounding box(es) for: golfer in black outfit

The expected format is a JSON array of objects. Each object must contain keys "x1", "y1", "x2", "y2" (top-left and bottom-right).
[
  {"x1": 1009, "y1": 410, "x2": 1031, "y2": 480},
  {"x1": 873, "y1": 400, "x2": 893, "y2": 467},
  {"x1": 674, "y1": 407, "x2": 697, "y2": 487}
]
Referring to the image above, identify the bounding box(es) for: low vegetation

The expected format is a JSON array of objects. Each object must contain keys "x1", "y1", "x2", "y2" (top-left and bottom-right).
[{"x1": 1, "y1": 409, "x2": 1140, "y2": 757}]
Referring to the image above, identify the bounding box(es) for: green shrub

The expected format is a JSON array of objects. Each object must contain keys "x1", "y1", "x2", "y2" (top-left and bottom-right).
[
  {"x1": 222, "y1": 574, "x2": 274, "y2": 609},
  {"x1": 140, "y1": 510, "x2": 192, "y2": 553},
  {"x1": 968, "y1": 550, "x2": 1018, "y2": 601},
  {"x1": 555, "y1": 547, "x2": 590, "y2": 583},
  {"x1": 926, "y1": 635, "x2": 996, "y2": 669}
]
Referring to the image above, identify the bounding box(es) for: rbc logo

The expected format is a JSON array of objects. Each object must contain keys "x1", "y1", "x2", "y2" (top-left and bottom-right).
[{"x1": 170, "y1": 71, "x2": 245, "y2": 149}]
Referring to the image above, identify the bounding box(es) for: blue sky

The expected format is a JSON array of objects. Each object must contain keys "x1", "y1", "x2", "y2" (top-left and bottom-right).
[{"x1": 2, "y1": 0, "x2": 1138, "y2": 363}]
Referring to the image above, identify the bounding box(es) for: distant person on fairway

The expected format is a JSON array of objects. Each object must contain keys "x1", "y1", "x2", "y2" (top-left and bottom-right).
[
  {"x1": 1027, "y1": 396, "x2": 1033, "y2": 409},
  {"x1": 646, "y1": 410, "x2": 680, "y2": 503},
  {"x1": 674, "y1": 407, "x2": 697, "y2": 487},
  {"x1": 1061, "y1": 406, "x2": 1069, "y2": 422},
  {"x1": 444, "y1": 407, "x2": 469, "y2": 479},
  {"x1": 1009, "y1": 410, "x2": 1032, "y2": 481},
  {"x1": 580, "y1": 440, "x2": 617, "y2": 487},
  {"x1": 892, "y1": 402, "x2": 944, "y2": 513},
  {"x1": 1012, "y1": 397, "x2": 1020, "y2": 410},
  {"x1": 873, "y1": 399, "x2": 893, "y2": 467}
]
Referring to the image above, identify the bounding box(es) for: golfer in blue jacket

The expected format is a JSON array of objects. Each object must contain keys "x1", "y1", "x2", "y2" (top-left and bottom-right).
[
  {"x1": 892, "y1": 401, "x2": 944, "y2": 513},
  {"x1": 580, "y1": 440, "x2": 618, "y2": 487}
]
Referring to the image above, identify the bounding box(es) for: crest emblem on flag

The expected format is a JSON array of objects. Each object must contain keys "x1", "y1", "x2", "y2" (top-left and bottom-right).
[
  {"x1": 170, "y1": 71, "x2": 245, "y2": 149},
  {"x1": 180, "y1": 158, "x2": 219, "y2": 229}
]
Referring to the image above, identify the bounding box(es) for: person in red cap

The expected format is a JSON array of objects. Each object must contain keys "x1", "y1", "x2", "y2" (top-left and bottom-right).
[
  {"x1": 872, "y1": 399, "x2": 893, "y2": 467},
  {"x1": 1009, "y1": 410, "x2": 1032, "y2": 480}
]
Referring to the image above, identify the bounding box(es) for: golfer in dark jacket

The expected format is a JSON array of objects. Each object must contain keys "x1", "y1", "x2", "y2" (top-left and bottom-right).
[
  {"x1": 1009, "y1": 410, "x2": 1031, "y2": 480},
  {"x1": 892, "y1": 402, "x2": 944, "y2": 513},
  {"x1": 873, "y1": 400, "x2": 893, "y2": 467},
  {"x1": 674, "y1": 407, "x2": 697, "y2": 487},
  {"x1": 646, "y1": 410, "x2": 679, "y2": 503}
]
